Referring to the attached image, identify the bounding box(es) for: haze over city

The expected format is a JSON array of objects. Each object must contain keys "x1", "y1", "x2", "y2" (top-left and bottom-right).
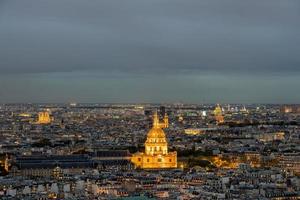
[{"x1": 1, "y1": 0, "x2": 300, "y2": 103}]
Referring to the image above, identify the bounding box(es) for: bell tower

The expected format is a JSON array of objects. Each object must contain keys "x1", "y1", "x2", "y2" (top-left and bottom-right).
[
  {"x1": 163, "y1": 113, "x2": 169, "y2": 128},
  {"x1": 152, "y1": 110, "x2": 169, "y2": 129}
]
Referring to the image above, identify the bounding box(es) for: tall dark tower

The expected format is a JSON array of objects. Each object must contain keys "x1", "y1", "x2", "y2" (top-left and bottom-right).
[{"x1": 160, "y1": 106, "x2": 166, "y2": 117}]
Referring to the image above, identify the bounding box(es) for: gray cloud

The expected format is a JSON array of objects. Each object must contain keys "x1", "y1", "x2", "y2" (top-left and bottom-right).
[
  {"x1": 0, "y1": 0, "x2": 300, "y2": 75},
  {"x1": 1, "y1": 0, "x2": 300, "y2": 103}
]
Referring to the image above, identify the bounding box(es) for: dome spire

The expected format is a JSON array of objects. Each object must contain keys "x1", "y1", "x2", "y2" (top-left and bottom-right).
[{"x1": 153, "y1": 110, "x2": 160, "y2": 128}]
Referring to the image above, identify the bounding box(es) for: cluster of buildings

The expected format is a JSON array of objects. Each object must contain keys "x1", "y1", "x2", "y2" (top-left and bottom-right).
[{"x1": 0, "y1": 103, "x2": 299, "y2": 199}]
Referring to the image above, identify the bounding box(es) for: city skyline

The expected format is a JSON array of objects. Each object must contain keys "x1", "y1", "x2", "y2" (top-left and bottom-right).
[{"x1": 1, "y1": 1, "x2": 300, "y2": 199}]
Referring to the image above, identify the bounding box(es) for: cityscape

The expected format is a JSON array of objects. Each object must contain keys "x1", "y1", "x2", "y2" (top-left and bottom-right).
[
  {"x1": 1, "y1": 0, "x2": 300, "y2": 199},
  {"x1": 0, "y1": 103, "x2": 300, "y2": 199}
]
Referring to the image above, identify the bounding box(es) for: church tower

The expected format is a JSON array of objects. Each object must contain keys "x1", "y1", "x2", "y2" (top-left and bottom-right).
[{"x1": 131, "y1": 111, "x2": 177, "y2": 169}]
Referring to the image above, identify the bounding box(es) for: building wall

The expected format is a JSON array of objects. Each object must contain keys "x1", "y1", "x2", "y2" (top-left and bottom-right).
[{"x1": 131, "y1": 152, "x2": 177, "y2": 169}]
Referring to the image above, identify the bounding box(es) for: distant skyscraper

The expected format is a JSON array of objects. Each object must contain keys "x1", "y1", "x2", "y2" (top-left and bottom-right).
[{"x1": 160, "y1": 106, "x2": 166, "y2": 117}]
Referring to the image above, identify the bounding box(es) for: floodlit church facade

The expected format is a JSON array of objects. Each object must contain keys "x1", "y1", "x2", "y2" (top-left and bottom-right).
[
  {"x1": 37, "y1": 111, "x2": 52, "y2": 124},
  {"x1": 131, "y1": 112, "x2": 177, "y2": 169}
]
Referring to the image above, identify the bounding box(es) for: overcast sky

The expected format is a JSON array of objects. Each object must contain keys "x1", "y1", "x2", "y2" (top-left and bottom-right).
[{"x1": 0, "y1": 0, "x2": 300, "y2": 103}]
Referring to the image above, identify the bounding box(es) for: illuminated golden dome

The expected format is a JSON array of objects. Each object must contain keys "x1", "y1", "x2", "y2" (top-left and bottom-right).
[
  {"x1": 131, "y1": 111, "x2": 177, "y2": 169},
  {"x1": 214, "y1": 104, "x2": 224, "y2": 124},
  {"x1": 147, "y1": 127, "x2": 166, "y2": 139},
  {"x1": 144, "y1": 111, "x2": 169, "y2": 155}
]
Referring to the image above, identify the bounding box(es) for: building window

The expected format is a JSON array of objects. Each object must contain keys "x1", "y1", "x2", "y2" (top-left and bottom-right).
[
  {"x1": 158, "y1": 158, "x2": 162, "y2": 162},
  {"x1": 169, "y1": 159, "x2": 172, "y2": 162},
  {"x1": 138, "y1": 158, "x2": 141, "y2": 162},
  {"x1": 147, "y1": 159, "x2": 150, "y2": 162}
]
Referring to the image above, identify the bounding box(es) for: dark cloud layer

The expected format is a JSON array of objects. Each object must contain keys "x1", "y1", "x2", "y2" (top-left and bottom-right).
[
  {"x1": 0, "y1": 0, "x2": 300, "y2": 103},
  {"x1": 1, "y1": 0, "x2": 300, "y2": 75}
]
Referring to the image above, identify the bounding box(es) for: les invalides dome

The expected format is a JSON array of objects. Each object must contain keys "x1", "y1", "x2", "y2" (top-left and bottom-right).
[{"x1": 131, "y1": 111, "x2": 177, "y2": 169}]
